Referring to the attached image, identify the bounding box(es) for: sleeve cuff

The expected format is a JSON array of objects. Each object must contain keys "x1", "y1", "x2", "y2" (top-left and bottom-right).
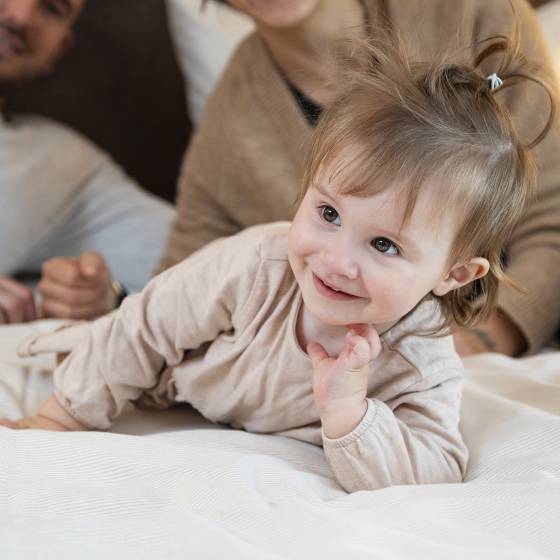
[{"x1": 322, "y1": 399, "x2": 380, "y2": 448}]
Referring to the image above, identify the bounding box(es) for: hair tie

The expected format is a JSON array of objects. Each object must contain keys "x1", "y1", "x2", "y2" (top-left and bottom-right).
[{"x1": 487, "y1": 73, "x2": 504, "y2": 92}]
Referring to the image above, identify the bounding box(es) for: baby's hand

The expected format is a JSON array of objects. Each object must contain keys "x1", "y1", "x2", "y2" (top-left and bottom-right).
[
  {"x1": 0, "y1": 395, "x2": 87, "y2": 432},
  {"x1": 0, "y1": 416, "x2": 71, "y2": 431},
  {"x1": 307, "y1": 324, "x2": 381, "y2": 439}
]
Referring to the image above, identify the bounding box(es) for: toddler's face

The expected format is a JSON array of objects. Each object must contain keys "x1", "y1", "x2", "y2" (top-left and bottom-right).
[{"x1": 288, "y1": 162, "x2": 462, "y2": 331}]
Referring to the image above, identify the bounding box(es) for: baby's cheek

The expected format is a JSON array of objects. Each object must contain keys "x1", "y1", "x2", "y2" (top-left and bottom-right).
[{"x1": 374, "y1": 274, "x2": 421, "y2": 315}]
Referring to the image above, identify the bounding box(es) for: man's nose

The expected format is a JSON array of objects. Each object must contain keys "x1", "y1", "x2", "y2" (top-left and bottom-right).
[
  {"x1": 0, "y1": 0, "x2": 37, "y2": 27},
  {"x1": 320, "y1": 242, "x2": 359, "y2": 280}
]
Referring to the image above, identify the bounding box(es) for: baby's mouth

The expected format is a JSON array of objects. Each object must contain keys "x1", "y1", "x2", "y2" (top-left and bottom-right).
[{"x1": 312, "y1": 273, "x2": 359, "y2": 300}]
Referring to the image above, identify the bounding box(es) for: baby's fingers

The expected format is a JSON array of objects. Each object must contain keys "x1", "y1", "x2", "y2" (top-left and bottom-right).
[
  {"x1": 0, "y1": 416, "x2": 67, "y2": 431},
  {"x1": 0, "y1": 418, "x2": 35, "y2": 430},
  {"x1": 0, "y1": 418, "x2": 20, "y2": 429},
  {"x1": 348, "y1": 324, "x2": 382, "y2": 358},
  {"x1": 344, "y1": 331, "x2": 373, "y2": 371},
  {"x1": 307, "y1": 342, "x2": 330, "y2": 370}
]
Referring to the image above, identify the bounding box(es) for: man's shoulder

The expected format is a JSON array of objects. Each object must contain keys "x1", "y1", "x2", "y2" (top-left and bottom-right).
[{"x1": 1, "y1": 114, "x2": 107, "y2": 163}]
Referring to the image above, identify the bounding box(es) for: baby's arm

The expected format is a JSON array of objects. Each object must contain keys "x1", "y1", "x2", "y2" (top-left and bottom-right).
[
  {"x1": 322, "y1": 374, "x2": 467, "y2": 492},
  {"x1": 307, "y1": 324, "x2": 381, "y2": 439},
  {"x1": 6, "y1": 233, "x2": 252, "y2": 431},
  {"x1": 0, "y1": 395, "x2": 87, "y2": 431},
  {"x1": 308, "y1": 326, "x2": 467, "y2": 492}
]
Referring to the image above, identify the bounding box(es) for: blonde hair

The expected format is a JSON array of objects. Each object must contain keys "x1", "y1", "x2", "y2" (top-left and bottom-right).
[{"x1": 301, "y1": 21, "x2": 556, "y2": 333}]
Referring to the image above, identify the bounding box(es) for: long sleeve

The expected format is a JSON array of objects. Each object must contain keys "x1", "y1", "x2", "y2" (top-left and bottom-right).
[
  {"x1": 155, "y1": 34, "x2": 311, "y2": 273},
  {"x1": 155, "y1": 95, "x2": 242, "y2": 272},
  {"x1": 383, "y1": 0, "x2": 560, "y2": 352},
  {"x1": 0, "y1": 115, "x2": 173, "y2": 293},
  {"x1": 479, "y1": 0, "x2": 560, "y2": 352},
  {"x1": 26, "y1": 151, "x2": 174, "y2": 293},
  {"x1": 323, "y1": 373, "x2": 467, "y2": 493},
  {"x1": 50, "y1": 233, "x2": 261, "y2": 429}
]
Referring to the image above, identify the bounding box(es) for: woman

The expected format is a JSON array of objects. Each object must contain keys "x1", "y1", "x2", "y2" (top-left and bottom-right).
[{"x1": 158, "y1": 0, "x2": 560, "y2": 357}]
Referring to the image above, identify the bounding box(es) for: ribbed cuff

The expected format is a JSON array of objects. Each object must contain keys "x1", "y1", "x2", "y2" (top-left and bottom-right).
[{"x1": 322, "y1": 399, "x2": 378, "y2": 448}]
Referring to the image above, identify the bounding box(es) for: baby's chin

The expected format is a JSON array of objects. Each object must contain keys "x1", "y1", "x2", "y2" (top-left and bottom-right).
[{"x1": 312, "y1": 309, "x2": 401, "y2": 331}]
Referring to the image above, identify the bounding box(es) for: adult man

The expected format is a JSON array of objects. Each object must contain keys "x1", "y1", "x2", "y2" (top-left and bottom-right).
[{"x1": 0, "y1": 0, "x2": 175, "y2": 323}]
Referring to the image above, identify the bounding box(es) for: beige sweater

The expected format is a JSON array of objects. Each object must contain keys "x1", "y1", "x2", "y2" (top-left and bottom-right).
[
  {"x1": 158, "y1": 0, "x2": 560, "y2": 353},
  {"x1": 23, "y1": 223, "x2": 467, "y2": 493}
]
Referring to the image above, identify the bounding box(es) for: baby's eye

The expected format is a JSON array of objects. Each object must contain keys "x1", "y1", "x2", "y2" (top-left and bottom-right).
[
  {"x1": 371, "y1": 237, "x2": 399, "y2": 255},
  {"x1": 319, "y1": 205, "x2": 341, "y2": 226}
]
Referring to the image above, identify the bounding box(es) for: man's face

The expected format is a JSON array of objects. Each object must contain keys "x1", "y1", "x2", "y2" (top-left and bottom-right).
[{"x1": 0, "y1": 0, "x2": 84, "y2": 83}]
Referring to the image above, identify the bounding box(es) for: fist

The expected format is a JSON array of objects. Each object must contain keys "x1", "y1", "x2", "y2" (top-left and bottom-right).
[
  {"x1": 38, "y1": 252, "x2": 116, "y2": 320},
  {"x1": 307, "y1": 324, "x2": 381, "y2": 438},
  {"x1": 0, "y1": 275, "x2": 38, "y2": 324}
]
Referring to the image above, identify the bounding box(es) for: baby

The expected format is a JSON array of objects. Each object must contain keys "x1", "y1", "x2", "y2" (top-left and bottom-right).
[{"x1": 1, "y1": 31, "x2": 554, "y2": 493}]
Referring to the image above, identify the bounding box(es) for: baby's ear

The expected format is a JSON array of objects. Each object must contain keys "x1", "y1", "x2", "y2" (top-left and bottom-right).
[{"x1": 432, "y1": 257, "x2": 489, "y2": 296}]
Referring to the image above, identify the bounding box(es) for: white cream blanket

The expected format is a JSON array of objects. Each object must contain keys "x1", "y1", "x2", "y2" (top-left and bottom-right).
[{"x1": 0, "y1": 320, "x2": 559, "y2": 559}]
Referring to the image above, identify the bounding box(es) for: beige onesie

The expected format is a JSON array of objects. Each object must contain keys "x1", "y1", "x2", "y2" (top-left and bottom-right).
[{"x1": 22, "y1": 223, "x2": 468, "y2": 492}]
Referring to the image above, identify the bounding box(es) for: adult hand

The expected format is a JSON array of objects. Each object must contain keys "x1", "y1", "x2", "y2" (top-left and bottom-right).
[
  {"x1": 38, "y1": 252, "x2": 117, "y2": 320},
  {"x1": 308, "y1": 324, "x2": 381, "y2": 439},
  {"x1": 453, "y1": 310, "x2": 526, "y2": 357},
  {"x1": 0, "y1": 275, "x2": 38, "y2": 324}
]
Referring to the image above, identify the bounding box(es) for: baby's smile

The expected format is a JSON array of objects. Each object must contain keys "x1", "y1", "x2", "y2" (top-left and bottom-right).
[{"x1": 312, "y1": 272, "x2": 359, "y2": 301}]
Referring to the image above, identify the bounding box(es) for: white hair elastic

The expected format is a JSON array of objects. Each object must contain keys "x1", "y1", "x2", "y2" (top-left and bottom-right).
[{"x1": 487, "y1": 73, "x2": 504, "y2": 92}]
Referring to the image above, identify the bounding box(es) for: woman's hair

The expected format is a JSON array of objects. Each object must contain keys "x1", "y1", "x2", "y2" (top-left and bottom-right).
[{"x1": 301, "y1": 17, "x2": 556, "y2": 333}]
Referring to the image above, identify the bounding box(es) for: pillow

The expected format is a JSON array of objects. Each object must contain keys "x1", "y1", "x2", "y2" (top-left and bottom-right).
[
  {"x1": 4, "y1": 0, "x2": 191, "y2": 202},
  {"x1": 165, "y1": 0, "x2": 254, "y2": 124}
]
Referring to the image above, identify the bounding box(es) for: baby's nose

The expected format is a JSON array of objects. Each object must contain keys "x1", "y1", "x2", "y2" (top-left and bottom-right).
[{"x1": 321, "y1": 244, "x2": 359, "y2": 280}]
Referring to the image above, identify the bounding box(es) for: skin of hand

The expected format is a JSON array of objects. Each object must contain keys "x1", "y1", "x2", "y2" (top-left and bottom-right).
[
  {"x1": 0, "y1": 275, "x2": 38, "y2": 324},
  {"x1": 307, "y1": 324, "x2": 382, "y2": 439},
  {"x1": 38, "y1": 251, "x2": 117, "y2": 320},
  {"x1": 0, "y1": 395, "x2": 88, "y2": 432},
  {"x1": 453, "y1": 310, "x2": 527, "y2": 357}
]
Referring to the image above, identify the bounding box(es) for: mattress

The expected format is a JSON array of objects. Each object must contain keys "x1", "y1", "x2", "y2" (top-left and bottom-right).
[{"x1": 1, "y1": 320, "x2": 559, "y2": 559}]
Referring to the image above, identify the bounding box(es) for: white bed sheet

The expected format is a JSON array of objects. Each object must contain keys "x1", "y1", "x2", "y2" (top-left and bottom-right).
[{"x1": 0, "y1": 320, "x2": 559, "y2": 559}]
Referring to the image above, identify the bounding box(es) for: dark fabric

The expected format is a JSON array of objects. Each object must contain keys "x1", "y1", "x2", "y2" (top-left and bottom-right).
[
  {"x1": 287, "y1": 82, "x2": 323, "y2": 126},
  {"x1": 3, "y1": 0, "x2": 190, "y2": 202}
]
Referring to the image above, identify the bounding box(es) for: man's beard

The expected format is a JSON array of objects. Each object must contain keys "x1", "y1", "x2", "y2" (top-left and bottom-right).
[
  {"x1": 0, "y1": 22, "x2": 34, "y2": 85},
  {"x1": 0, "y1": 22, "x2": 29, "y2": 53}
]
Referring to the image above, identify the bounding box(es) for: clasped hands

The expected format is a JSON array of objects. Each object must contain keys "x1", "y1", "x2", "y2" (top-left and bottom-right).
[
  {"x1": 0, "y1": 251, "x2": 117, "y2": 324},
  {"x1": 308, "y1": 324, "x2": 381, "y2": 439}
]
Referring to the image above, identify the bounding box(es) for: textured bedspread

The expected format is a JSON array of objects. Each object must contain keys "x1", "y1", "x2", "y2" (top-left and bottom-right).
[{"x1": 1, "y1": 321, "x2": 559, "y2": 559}]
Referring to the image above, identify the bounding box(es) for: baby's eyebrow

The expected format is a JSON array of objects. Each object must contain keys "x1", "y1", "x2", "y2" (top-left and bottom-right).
[{"x1": 311, "y1": 183, "x2": 335, "y2": 199}]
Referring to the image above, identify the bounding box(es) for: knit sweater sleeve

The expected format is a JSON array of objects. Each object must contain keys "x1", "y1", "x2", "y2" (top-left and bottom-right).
[
  {"x1": 155, "y1": 85, "x2": 241, "y2": 272},
  {"x1": 156, "y1": 34, "x2": 310, "y2": 274},
  {"x1": 475, "y1": 0, "x2": 560, "y2": 351},
  {"x1": 51, "y1": 230, "x2": 262, "y2": 429}
]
